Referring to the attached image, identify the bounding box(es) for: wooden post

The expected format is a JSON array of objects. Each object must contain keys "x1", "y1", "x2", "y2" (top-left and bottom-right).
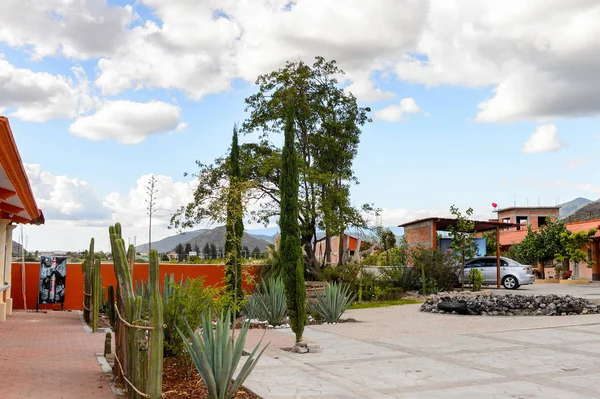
[{"x1": 496, "y1": 226, "x2": 501, "y2": 289}]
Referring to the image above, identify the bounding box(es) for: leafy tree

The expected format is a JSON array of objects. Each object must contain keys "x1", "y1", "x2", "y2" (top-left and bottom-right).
[
  {"x1": 279, "y1": 97, "x2": 306, "y2": 343},
  {"x1": 380, "y1": 229, "x2": 396, "y2": 265},
  {"x1": 554, "y1": 228, "x2": 597, "y2": 276},
  {"x1": 184, "y1": 243, "x2": 192, "y2": 255},
  {"x1": 242, "y1": 245, "x2": 250, "y2": 259},
  {"x1": 203, "y1": 243, "x2": 210, "y2": 259},
  {"x1": 482, "y1": 231, "x2": 497, "y2": 256},
  {"x1": 175, "y1": 243, "x2": 185, "y2": 262},
  {"x1": 224, "y1": 126, "x2": 244, "y2": 309},
  {"x1": 161, "y1": 253, "x2": 169, "y2": 262},
  {"x1": 251, "y1": 246, "x2": 261, "y2": 258},
  {"x1": 210, "y1": 243, "x2": 217, "y2": 259},
  {"x1": 194, "y1": 244, "x2": 200, "y2": 254},
  {"x1": 171, "y1": 57, "x2": 371, "y2": 278},
  {"x1": 447, "y1": 205, "x2": 477, "y2": 290}
]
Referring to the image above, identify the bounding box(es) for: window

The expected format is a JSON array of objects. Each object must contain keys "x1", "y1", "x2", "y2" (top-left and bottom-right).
[{"x1": 588, "y1": 248, "x2": 593, "y2": 263}]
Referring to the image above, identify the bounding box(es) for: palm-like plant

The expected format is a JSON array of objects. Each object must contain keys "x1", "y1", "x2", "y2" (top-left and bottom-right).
[
  {"x1": 177, "y1": 311, "x2": 267, "y2": 399},
  {"x1": 244, "y1": 278, "x2": 287, "y2": 325},
  {"x1": 309, "y1": 282, "x2": 356, "y2": 323}
]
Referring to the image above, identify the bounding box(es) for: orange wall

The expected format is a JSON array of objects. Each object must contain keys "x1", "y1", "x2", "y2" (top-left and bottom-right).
[{"x1": 10, "y1": 262, "x2": 260, "y2": 311}]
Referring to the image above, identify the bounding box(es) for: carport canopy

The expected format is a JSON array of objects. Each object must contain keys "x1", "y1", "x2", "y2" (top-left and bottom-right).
[{"x1": 400, "y1": 217, "x2": 522, "y2": 289}]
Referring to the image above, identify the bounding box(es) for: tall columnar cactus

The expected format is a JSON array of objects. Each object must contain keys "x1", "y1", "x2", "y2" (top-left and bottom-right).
[
  {"x1": 83, "y1": 238, "x2": 95, "y2": 324},
  {"x1": 110, "y1": 223, "x2": 147, "y2": 399},
  {"x1": 147, "y1": 249, "x2": 163, "y2": 399},
  {"x1": 127, "y1": 244, "x2": 135, "y2": 274},
  {"x1": 92, "y1": 257, "x2": 101, "y2": 332},
  {"x1": 107, "y1": 285, "x2": 116, "y2": 328}
]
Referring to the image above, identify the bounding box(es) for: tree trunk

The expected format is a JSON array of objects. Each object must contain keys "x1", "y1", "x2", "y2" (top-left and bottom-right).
[
  {"x1": 338, "y1": 228, "x2": 345, "y2": 267},
  {"x1": 537, "y1": 260, "x2": 544, "y2": 279},
  {"x1": 324, "y1": 233, "x2": 331, "y2": 266}
]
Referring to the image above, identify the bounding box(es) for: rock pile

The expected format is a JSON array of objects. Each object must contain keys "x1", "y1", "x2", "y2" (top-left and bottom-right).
[{"x1": 420, "y1": 294, "x2": 600, "y2": 316}]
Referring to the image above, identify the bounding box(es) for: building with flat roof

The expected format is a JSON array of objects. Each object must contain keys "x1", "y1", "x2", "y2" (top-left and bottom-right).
[{"x1": 494, "y1": 206, "x2": 560, "y2": 230}]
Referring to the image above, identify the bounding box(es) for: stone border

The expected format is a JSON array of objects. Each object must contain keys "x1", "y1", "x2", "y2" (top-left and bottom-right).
[{"x1": 96, "y1": 353, "x2": 125, "y2": 398}]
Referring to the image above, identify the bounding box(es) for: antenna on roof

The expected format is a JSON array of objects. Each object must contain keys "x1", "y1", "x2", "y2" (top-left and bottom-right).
[{"x1": 513, "y1": 194, "x2": 516, "y2": 206}]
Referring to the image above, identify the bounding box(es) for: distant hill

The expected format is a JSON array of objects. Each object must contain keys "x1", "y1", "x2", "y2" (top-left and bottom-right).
[
  {"x1": 180, "y1": 226, "x2": 271, "y2": 254},
  {"x1": 135, "y1": 229, "x2": 207, "y2": 253},
  {"x1": 563, "y1": 199, "x2": 600, "y2": 223},
  {"x1": 247, "y1": 233, "x2": 276, "y2": 244},
  {"x1": 559, "y1": 197, "x2": 592, "y2": 219}
]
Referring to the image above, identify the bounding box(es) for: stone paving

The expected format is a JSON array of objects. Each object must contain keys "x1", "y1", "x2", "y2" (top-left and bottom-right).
[
  {"x1": 244, "y1": 303, "x2": 600, "y2": 399},
  {"x1": 0, "y1": 310, "x2": 114, "y2": 399}
]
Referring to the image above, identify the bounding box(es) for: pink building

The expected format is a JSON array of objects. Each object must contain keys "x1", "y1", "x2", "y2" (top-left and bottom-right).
[{"x1": 315, "y1": 234, "x2": 361, "y2": 266}]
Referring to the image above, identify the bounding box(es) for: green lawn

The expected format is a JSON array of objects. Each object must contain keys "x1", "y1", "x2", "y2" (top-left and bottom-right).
[{"x1": 350, "y1": 298, "x2": 422, "y2": 310}]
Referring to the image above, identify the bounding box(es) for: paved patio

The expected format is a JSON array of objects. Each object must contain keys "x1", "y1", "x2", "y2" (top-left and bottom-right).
[
  {"x1": 0, "y1": 310, "x2": 113, "y2": 399},
  {"x1": 244, "y1": 303, "x2": 600, "y2": 399}
]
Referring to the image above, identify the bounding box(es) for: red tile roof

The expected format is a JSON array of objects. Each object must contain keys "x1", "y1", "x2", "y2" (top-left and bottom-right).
[{"x1": 499, "y1": 220, "x2": 600, "y2": 246}]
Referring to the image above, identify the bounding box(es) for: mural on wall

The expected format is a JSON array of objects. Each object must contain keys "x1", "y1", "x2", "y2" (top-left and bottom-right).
[{"x1": 38, "y1": 256, "x2": 67, "y2": 304}]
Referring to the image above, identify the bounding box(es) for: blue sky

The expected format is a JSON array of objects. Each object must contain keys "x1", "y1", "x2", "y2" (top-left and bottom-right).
[{"x1": 2, "y1": 0, "x2": 600, "y2": 251}]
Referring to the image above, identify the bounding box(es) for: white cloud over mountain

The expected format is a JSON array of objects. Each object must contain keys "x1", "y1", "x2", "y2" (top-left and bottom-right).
[{"x1": 2, "y1": 0, "x2": 600, "y2": 127}]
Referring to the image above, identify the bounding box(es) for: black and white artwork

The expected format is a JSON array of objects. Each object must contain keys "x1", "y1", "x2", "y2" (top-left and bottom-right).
[{"x1": 38, "y1": 256, "x2": 67, "y2": 304}]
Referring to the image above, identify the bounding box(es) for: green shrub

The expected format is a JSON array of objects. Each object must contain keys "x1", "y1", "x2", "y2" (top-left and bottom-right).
[
  {"x1": 411, "y1": 247, "x2": 460, "y2": 292},
  {"x1": 177, "y1": 311, "x2": 267, "y2": 399},
  {"x1": 163, "y1": 277, "x2": 221, "y2": 360},
  {"x1": 309, "y1": 282, "x2": 356, "y2": 323},
  {"x1": 244, "y1": 278, "x2": 287, "y2": 325},
  {"x1": 381, "y1": 265, "x2": 419, "y2": 292},
  {"x1": 468, "y1": 268, "x2": 484, "y2": 291}
]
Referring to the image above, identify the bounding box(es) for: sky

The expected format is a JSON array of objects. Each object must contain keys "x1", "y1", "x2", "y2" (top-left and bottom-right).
[{"x1": 3, "y1": 0, "x2": 600, "y2": 251}]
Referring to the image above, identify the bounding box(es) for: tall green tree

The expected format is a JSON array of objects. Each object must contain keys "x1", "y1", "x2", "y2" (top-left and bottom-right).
[
  {"x1": 251, "y1": 246, "x2": 261, "y2": 259},
  {"x1": 279, "y1": 96, "x2": 306, "y2": 343},
  {"x1": 224, "y1": 126, "x2": 245, "y2": 308},
  {"x1": 447, "y1": 205, "x2": 477, "y2": 290},
  {"x1": 203, "y1": 243, "x2": 210, "y2": 260},
  {"x1": 171, "y1": 57, "x2": 371, "y2": 278},
  {"x1": 194, "y1": 244, "x2": 200, "y2": 254},
  {"x1": 210, "y1": 243, "x2": 217, "y2": 259},
  {"x1": 184, "y1": 243, "x2": 192, "y2": 255},
  {"x1": 174, "y1": 243, "x2": 185, "y2": 262},
  {"x1": 555, "y1": 228, "x2": 597, "y2": 277}
]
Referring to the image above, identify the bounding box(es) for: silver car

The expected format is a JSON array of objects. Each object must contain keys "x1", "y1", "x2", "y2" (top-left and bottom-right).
[{"x1": 463, "y1": 256, "x2": 534, "y2": 289}]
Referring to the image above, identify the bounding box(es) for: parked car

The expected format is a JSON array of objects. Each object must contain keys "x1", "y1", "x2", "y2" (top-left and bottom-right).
[{"x1": 462, "y1": 256, "x2": 534, "y2": 289}]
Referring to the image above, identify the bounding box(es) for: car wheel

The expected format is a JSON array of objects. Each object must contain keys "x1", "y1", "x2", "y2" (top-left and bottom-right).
[{"x1": 502, "y1": 275, "x2": 519, "y2": 290}]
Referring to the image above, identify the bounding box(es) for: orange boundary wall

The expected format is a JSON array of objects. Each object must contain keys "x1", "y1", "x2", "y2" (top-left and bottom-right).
[{"x1": 11, "y1": 262, "x2": 260, "y2": 311}]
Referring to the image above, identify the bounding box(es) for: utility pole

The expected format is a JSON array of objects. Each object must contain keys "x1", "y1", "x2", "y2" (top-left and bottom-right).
[{"x1": 146, "y1": 175, "x2": 158, "y2": 254}]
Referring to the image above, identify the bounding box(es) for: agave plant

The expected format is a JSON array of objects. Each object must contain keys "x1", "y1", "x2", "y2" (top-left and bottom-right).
[
  {"x1": 177, "y1": 311, "x2": 267, "y2": 399},
  {"x1": 310, "y1": 282, "x2": 356, "y2": 323},
  {"x1": 244, "y1": 278, "x2": 287, "y2": 325}
]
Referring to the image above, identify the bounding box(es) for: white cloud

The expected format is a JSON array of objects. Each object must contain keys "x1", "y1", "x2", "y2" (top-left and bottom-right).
[
  {"x1": 374, "y1": 98, "x2": 422, "y2": 122},
  {"x1": 4, "y1": 1, "x2": 600, "y2": 122},
  {"x1": 95, "y1": 0, "x2": 428, "y2": 100},
  {"x1": 566, "y1": 158, "x2": 585, "y2": 170},
  {"x1": 0, "y1": 0, "x2": 134, "y2": 60},
  {"x1": 68, "y1": 100, "x2": 184, "y2": 144},
  {"x1": 521, "y1": 124, "x2": 565, "y2": 154},
  {"x1": 0, "y1": 58, "x2": 96, "y2": 122},
  {"x1": 24, "y1": 164, "x2": 110, "y2": 221},
  {"x1": 22, "y1": 166, "x2": 198, "y2": 251}
]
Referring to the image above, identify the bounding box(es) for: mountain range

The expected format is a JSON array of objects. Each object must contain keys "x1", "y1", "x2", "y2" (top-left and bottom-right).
[
  {"x1": 136, "y1": 226, "x2": 273, "y2": 254},
  {"x1": 559, "y1": 197, "x2": 592, "y2": 219},
  {"x1": 562, "y1": 198, "x2": 600, "y2": 223}
]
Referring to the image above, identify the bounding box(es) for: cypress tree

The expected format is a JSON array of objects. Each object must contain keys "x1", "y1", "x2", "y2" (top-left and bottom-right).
[
  {"x1": 279, "y1": 96, "x2": 306, "y2": 343},
  {"x1": 224, "y1": 126, "x2": 244, "y2": 307}
]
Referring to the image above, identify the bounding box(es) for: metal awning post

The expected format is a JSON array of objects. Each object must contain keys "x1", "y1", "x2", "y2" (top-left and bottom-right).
[{"x1": 496, "y1": 226, "x2": 501, "y2": 289}]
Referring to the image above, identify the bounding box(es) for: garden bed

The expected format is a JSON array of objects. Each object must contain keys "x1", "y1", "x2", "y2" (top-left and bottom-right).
[
  {"x1": 162, "y1": 357, "x2": 258, "y2": 399},
  {"x1": 420, "y1": 294, "x2": 600, "y2": 316}
]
